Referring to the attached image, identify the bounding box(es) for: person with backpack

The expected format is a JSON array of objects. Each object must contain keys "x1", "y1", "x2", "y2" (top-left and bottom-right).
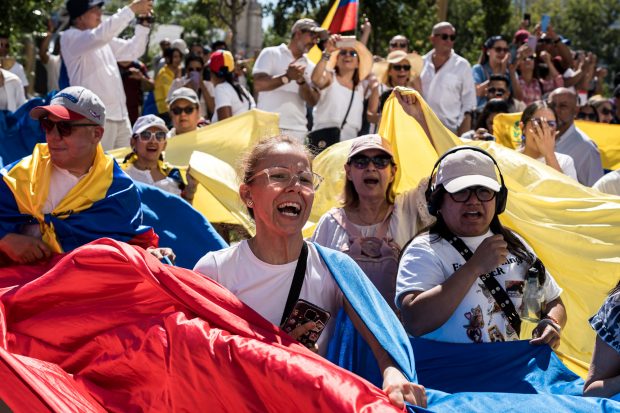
[{"x1": 311, "y1": 133, "x2": 434, "y2": 310}]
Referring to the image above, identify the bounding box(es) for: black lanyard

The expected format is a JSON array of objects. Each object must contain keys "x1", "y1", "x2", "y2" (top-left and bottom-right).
[{"x1": 279, "y1": 242, "x2": 309, "y2": 326}]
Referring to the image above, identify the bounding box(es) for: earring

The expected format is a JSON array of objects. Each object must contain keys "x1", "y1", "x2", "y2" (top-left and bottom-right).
[{"x1": 247, "y1": 200, "x2": 254, "y2": 207}]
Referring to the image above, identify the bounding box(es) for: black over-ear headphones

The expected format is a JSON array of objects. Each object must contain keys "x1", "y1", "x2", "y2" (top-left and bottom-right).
[{"x1": 424, "y1": 146, "x2": 508, "y2": 216}]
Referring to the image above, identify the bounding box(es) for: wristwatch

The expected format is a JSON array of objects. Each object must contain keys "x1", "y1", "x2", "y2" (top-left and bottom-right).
[{"x1": 281, "y1": 75, "x2": 290, "y2": 85}]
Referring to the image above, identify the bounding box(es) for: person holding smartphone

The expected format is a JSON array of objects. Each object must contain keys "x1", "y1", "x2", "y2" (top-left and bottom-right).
[{"x1": 194, "y1": 135, "x2": 427, "y2": 409}]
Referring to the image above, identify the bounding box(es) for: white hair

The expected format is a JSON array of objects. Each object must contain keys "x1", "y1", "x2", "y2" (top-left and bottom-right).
[{"x1": 432, "y1": 22, "x2": 455, "y2": 35}]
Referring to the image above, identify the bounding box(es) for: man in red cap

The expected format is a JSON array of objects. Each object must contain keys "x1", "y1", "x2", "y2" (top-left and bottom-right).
[
  {"x1": 61, "y1": 0, "x2": 153, "y2": 151},
  {"x1": 0, "y1": 86, "x2": 162, "y2": 266}
]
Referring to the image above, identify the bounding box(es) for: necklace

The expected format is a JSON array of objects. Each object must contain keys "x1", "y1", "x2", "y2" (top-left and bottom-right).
[{"x1": 351, "y1": 205, "x2": 388, "y2": 226}]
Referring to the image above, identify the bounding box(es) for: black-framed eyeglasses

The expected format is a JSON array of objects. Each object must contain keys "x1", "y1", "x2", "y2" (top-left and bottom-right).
[
  {"x1": 487, "y1": 87, "x2": 506, "y2": 96},
  {"x1": 339, "y1": 50, "x2": 358, "y2": 57},
  {"x1": 39, "y1": 118, "x2": 98, "y2": 137},
  {"x1": 137, "y1": 130, "x2": 167, "y2": 142},
  {"x1": 392, "y1": 64, "x2": 411, "y2": 72},
  {"x1": 492, "y1": 47, "x2": 509, "y2": 53},
  {"x1": 170, "y1": 106, "x2": 196, "y2": 115},
  {"x1": 448, "y1": 186, "x2": 496, "y2": 203},
  {"x1": 434, "y1": 33, "x2": 456, "y2": 41},
  {"x1": 576, "y1": 112, "x2": 597, "y2": 121},
  {"x1": 348, "y1": 154, "x2": 394, "y2": 170},
  {"x1": 248, "y1": 166, "x2": 323, "y2": 191},
  {"x1": 187, "y1": 67, "x2": 202, "y2": 72},
  {"x1": 390, "y1": 41, "x2": 408, "y2": 48}
]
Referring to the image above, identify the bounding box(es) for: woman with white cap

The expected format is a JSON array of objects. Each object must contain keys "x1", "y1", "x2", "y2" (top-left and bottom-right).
[
  {"x1": 122, "y1": 114, "x2": 197, "y2": 203},
  {"x1": 395, "y1": 137, "x2": 567, "y2": 347},
  {"x1": 311, "y1": 134, "x2": 434, "y2": 309},
  {"x1": 309, "y1": 35, "x2": 378, "y2": 151}
]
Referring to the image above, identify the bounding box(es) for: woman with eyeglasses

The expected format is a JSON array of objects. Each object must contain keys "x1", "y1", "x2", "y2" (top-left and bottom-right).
[
  {"x1": 193, "y1": 135, "x2": 427, "y2": 409},
  {"x1": 167, "y1": 54, "x2": 215, "y2": 120},
  {"x1": 122, "y1": 115, "x2": 197, "y2": 203},
  {"x1": 312, "y1": 131, "x2": 434, "y2": 309},
  {"x1": 209, "y1": 50, "x2": 255, "y2": 122},
  {"x1": 472, "y1": 36, "x2": 519, "y2": 109},
  {"x1": 518, "y1": 100, "x2": 577, "y2": 179},
  {"x1": 309, "y1": 35, "x2": 378, "y2": 151},
  {"x1": 396, "y1": 122, "x2": 566, "y2": 346}
]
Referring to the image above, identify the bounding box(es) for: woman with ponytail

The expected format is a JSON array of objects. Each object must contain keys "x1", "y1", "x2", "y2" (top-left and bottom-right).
[{"x1": 209, "y1": 50, "x2": 255, "y2": 122}]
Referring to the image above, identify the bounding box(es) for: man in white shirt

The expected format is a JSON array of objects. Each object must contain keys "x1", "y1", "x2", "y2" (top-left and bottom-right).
[
  {"x1": 252, "y1": 18, "x2": 323, "y2": 142},
  {"x1": 420, "y1": 22, "x2": 476, "y2": 135},
  {"x1": 0, "y1": 35, "x2": 29, "y2": 97},
  {"x1": 0, "y1": 68, "x2": 26, "y2": 111},
  {"x1": 549, "y1": 88, "x2": 604, "y2": 186},
  {"x1": 61, "y1": 0, "x2": 152, "y2": 150}
]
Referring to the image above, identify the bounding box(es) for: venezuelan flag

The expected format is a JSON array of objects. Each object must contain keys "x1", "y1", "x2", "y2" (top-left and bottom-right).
[{"x1": 329, "y1": 0, "x2": 358, "y2": 34}]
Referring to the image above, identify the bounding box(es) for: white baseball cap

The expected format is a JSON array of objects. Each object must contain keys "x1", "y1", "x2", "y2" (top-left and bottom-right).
[{"x1": 435, "y1": 149, "x2": 501, "y2": 193}]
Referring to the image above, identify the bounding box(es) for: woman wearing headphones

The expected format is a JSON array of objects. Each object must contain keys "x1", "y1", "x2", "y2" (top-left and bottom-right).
[{"x1": 394, "y1": 92, "x2": 566, "y2": 346}]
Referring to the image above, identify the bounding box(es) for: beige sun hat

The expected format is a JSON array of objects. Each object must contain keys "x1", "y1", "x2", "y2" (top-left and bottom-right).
[
  {"x1": 327, "y1": 40, "x2": 373, "y2": 81},
  {"x1": 372, "y1": 50, "x2": 423, "y2": 85}
]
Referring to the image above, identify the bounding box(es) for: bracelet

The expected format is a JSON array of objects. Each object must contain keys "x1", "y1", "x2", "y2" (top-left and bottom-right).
[
  {"x1": 540, "y1": 317, "x2": 561, "y2": 333},
  {"x1": 544, "y1": 314, "x2": 561, "y2": 326},
  {"x1": 321, "y1": 51, "x2": 331, "y2": 61}
]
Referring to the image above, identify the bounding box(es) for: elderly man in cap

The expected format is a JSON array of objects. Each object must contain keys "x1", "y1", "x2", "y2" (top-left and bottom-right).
[
  {"x1": 61, "y1": 0, "x2": 153, "y2": 151},
  {"x1": 252, "y1": 18, "x2": 325, "y2": 142},
  {"x1": 0, "y1": 86, "x2": 161, "y2": 266}
]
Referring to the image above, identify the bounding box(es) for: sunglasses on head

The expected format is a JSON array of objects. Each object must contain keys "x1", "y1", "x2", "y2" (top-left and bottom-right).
[
  {"x1": 392, "y1": 64, "x2": 411, "y2": 72},
  {"x1": 39, "y1": 118, "x2": 98, "y2": 137},
  {"x1": 339, "y1": 50, "x2": 358, "y2": 57},
  {"x1": 349, "y1": 154, "x2": 393, "y2": 169},
  {"x1": 492, "y1": 47, "x2": 509, "y2": 53},
  {"x1": 170, "y1": 106, "x2": 196, "y2": 115},
  {"x1": 137, "y1": 130, "x2": 167, "y2": 142},
  {"x1": 487, "y1": 87, "x2": 506, "y2": 96},
  {"x1": 577, "y1": 112, "x2": 597, "y2": 121},
  {"x1": 434, "y1": 33, "x2": 456, "y2": 41},
  {"x1": 390, "y1": 41, "x2": 408, "y2": 48}
]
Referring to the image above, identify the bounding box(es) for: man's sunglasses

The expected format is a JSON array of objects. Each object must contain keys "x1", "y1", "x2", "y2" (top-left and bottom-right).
[
  {"x1": 390, "y1": 42, "x2": 408, "y2": 48},
  {"x1": 348, "y1": 155, "x2": 393, "y2": 169},
  {"x1": 392, "y1": 64, "x2": 411, "y2": 72},
  {"x1": 488, "y1": 87, "x2": 506, "y2": 96},
  {"x1": 339, "y1": 50, "x2": 358, "y2": 57},
  {"x1": 600, "y1": 108, "x2": 613, "y2": 116},
  {"x1": 39, "y1": 118, "x2": 98, "y2": 137},
  {"x1": 434, "y1": 33, "x2": 456, "y2": 41},
  {"x1": 137, "y1": 130, "x2": 167, "y2": 142},
  {"x1": 171, "y1": 106, "x2": 196, "y2": 115}
]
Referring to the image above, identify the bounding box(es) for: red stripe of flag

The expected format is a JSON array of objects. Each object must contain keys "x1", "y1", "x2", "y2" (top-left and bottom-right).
[{"x1": 328, "y1": 0, "x2": 358, "y2": 33}]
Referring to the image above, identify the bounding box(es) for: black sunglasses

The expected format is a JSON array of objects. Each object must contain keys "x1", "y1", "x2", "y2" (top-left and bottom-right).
[
  {"x1": 487, "y1": 87, "x2": 506, "y2": 96},
  {"x1": 600, "y1": 108, "x2": 613, "y2": 116},
  {"x1": 392, "y1": 64, "x2": 411, "y2": 72},
  {"x1": 137, "y1": 130, "x2": 167, "y2": 142},
  {"x1": 577, "y1": 112, "x2": 597, "y2": 121},
  {"x1": 390, "y1": 41, "x2": 408, "y2": 48},
  {"x1": 40, "y1": 118, "x2": 98, "y2": 137},
  {"x1": 187, "y1": 67, "x2": 202, "y2": 72},
  {"x1": 434, "y1": 33, "x2": 456, "y2": 41},
  {"x1": 171, "y1": 106, "x2": 196, "y2": 115},
  {"x1": 492, "y1": 47, "x2": 509, "y2": 53},
  {"x1": 339, "y1": 50, "x2": 358, "y2": 57},
  {"x1": 349, "y1": 155, "x2": 393, "y2": 169}
]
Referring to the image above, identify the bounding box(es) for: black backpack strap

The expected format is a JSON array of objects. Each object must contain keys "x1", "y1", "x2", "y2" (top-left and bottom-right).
[
  {"x1": 441, "y1": 230, "x2": 522, "y2": 336},
  {"x1": 340, "y1": 87, "x2": 356, "y2": 129},
  {"x1": 280, "y1": 242, "x2": 309, "y2": 326}
]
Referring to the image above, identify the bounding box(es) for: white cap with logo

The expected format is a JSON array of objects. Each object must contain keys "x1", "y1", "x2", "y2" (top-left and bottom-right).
[{"x1": 435, "y1": 149, "x2": 501, "y2": 193}]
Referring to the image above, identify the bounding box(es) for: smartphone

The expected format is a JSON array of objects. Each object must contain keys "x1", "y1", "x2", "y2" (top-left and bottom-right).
[
  {"x1": 541, "y1": 15, "x2": 551, "y2": 33},
  {"x1": 523, "y1": 13, "x2": 531, "y2": 27},
  {"x1": 526, "y1": 35, "x2": 538, "y2": 52},
  {"x1": 509, "y1": 44, "x2": 517, "y2": 64},
  {"x1": 335, "y1": 35, "x2": 356, "y2": 49},
  {"x1": 281, "y1": 299, "x2": 331, "y2": 349}
]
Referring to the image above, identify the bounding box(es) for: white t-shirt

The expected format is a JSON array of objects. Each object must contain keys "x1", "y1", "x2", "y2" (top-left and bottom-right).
[
  {"x1": 594, "y1": 170, "x2": 620, "y2": 196},
  {"x1": 252, "y1": 44, "x2": 315, "y2": 133},
  {"x1": 396, "y1": 230, "x2": 562, "y2": 343},
  {"x1": 123, "y1": 165, "x2": 182, "y2": 196},
  {"x1": 312, "y1": 75, "x2": 365, "y2": 141},
  {"x1": 193, "y1": 240, "x2": 344, "y2": 355},
  {"x1": 211, "y1": 82, "x2": 256, "y2": 122},
  {"x1": 535, "y1": 152, "x2": 578, "y2": 180},
  {"x1": 310, "y1": 186, "x2": 435, "y2": 250},
  {"x1": 7, "y1": 61, "x2": 29, "y2": 88}
]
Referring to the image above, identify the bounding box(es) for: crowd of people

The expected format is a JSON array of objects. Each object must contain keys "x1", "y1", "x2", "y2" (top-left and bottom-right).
[{"x1": 0, "y1": 0, "x2": 619, "y2": 408}]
